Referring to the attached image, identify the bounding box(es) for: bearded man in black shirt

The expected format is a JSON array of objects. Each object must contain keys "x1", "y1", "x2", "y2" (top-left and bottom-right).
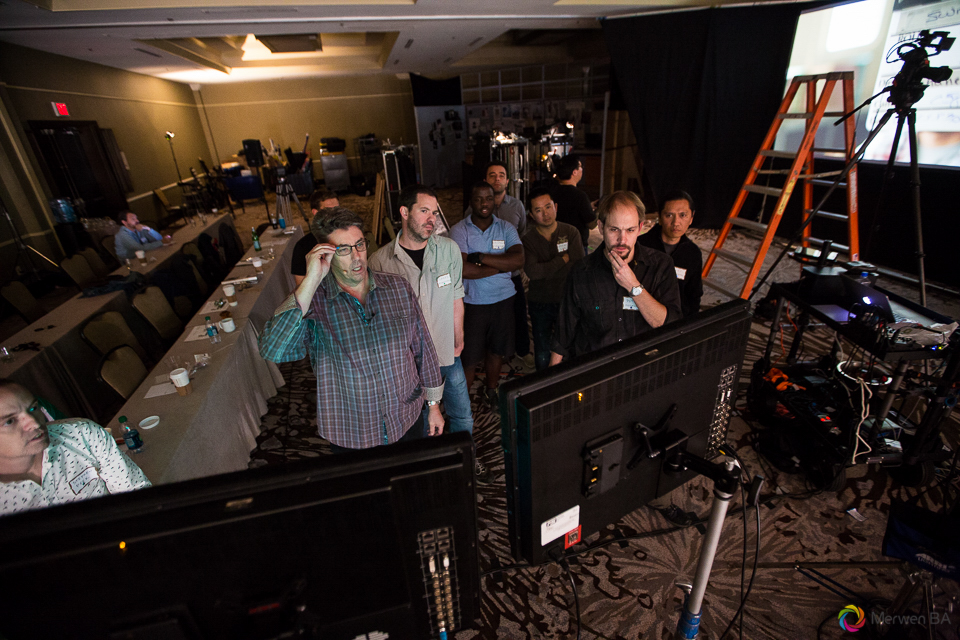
[{"x1": 549, "y1": 191, "x2": 681, "y2": 365}]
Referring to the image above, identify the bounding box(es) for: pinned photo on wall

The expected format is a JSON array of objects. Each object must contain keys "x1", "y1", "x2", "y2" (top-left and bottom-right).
[{"x1": 469, "y1": 119, "x2": 480, "y2": 134}]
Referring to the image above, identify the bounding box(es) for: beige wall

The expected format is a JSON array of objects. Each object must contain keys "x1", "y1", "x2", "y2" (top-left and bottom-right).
[
  {"x1": 0, "y1": 41, "x2": 211, "y2": 238},
  {"x1": 195, "y1": 74, "x2": 416, "y2": 177}
]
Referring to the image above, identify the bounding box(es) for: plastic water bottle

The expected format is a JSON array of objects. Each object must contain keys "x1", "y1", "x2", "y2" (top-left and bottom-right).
[
  {"x1": 278, "y1": 212, "x2": 287, "y2": 230},
  {"x1": 252, "y1": 226, "x2": 261, "y2": 252},
  {"x1": 205, "y1": 316, "x2": 221, "y2": 344},
  {"x1": 119, "y1": 416, "x2": 144, "y2": 454}
]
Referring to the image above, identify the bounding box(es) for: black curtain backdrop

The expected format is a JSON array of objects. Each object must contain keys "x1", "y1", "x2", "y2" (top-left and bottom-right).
[{"x1": 602, "y1": 5, "x2": 810, "y2": 227}]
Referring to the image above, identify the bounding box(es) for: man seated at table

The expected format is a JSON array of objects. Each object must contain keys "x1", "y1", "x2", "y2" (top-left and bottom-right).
[
  {"x1": 114, "y1": 211, "x2": 171, "y2": 262},
  {"x1": 259, "y1": 207, "x2": 444, "y2": 452},
  {"x1": 291, "y1": 188, "x2": 340, "y2": 286},
  {"x1": 0, "y1": 380, "x2": 151, "y2": 516}
]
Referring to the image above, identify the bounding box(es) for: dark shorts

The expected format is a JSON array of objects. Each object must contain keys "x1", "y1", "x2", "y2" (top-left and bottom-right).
[{"x1": 462, "y1": 297, "x2": 516, "y2": 368}]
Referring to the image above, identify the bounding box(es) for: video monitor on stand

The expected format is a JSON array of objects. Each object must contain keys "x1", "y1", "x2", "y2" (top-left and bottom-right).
[{"x1": 499, "y1": 300, "x2": 753, "y2": 566}]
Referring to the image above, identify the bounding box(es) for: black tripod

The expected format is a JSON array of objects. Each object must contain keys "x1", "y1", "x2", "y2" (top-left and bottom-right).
[{"x1": 749, "y1": 30, "x2": 954, "y2": 308}]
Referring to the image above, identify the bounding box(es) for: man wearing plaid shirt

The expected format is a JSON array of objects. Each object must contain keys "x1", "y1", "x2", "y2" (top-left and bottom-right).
[{"x1": 259, "y1": 208, "x2": 444, "y2": 450}]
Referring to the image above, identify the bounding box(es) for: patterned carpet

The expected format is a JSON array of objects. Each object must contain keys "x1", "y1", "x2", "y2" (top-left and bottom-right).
[{"x1": 250, "y1": 314, "x2": 959, "y2": 640}]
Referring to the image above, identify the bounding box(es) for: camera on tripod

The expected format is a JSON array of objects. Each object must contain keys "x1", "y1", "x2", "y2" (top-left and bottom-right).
[{"x1": 888, "y1": 29, "x2": 955, "y2": 109}]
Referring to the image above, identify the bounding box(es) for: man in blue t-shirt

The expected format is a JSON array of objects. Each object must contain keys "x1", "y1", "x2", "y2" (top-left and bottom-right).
[{"x1": 450, "y1": 182, "x2": 524, "y2": 408}]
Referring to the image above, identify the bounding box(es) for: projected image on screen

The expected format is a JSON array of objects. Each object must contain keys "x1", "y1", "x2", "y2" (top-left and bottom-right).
[
  {"x1": 777, "y1": 0, "x2": 960, "y2": 168},
  {"x1": 864, "y1": 0, "x2": 960, "y2": 167}
]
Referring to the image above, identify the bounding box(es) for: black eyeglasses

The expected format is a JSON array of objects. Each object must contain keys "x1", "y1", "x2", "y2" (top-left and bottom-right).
[{"x1": 334, "y1": 239, "x2": 367, "y2": 256}]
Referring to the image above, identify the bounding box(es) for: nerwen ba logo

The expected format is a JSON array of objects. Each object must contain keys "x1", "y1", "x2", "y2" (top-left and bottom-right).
[{"x1": 839, "y1": 605, "x2": 866, "y2": 632}]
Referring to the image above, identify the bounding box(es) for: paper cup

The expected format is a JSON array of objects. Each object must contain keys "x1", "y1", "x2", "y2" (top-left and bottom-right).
[
  {"x1": 223, "y1": 283, "x2": 238, "y2": 306},
  {"x1": 252, "y1": 258, "x2": 264, "y2": 275},
  {"x1": 219, "y1": 317, "x2": 236, "y2": 333},
  {"x1": 135, "y1": 250, "x2": 147, "y2": 266},
  {"x1": 169, "y1": 367, "x2": 192, "y2": 396}
]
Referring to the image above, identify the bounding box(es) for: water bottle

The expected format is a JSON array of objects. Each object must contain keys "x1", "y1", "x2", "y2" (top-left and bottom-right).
[
  {"x1": 252, "y1": 226, "x2": 261, "y2": 252},
  {"x1": 119, "y1": 416, "x2": 144, "y2": 453},
  {"x1": 205, "y1": 316, "x2": 221, "y2": 343},
  {"x1": 270, "y1": 215, "x2": 278, "y2": 229},
  {"x1": 278, "y1": 211, "x2": 287, "y2": 230}
]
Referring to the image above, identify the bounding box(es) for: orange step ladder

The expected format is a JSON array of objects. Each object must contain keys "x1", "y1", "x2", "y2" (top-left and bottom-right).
[{"x1": 702, "y1": 71, "x2": 860, "y2": 300}]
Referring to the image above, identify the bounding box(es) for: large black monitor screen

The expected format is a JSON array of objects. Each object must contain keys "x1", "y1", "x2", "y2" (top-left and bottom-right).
[
  {"x1": 500, "y1": 300, "x2": 752, "y2": 565},
  {"x1": 0, "y1": 432, "x2": 479, "y2": 640}
]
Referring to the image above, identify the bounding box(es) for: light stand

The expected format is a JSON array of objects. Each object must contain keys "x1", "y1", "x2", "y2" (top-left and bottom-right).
[
  {"x1": 663, "y1": 452, "x2": 746, "y2": 639},
  {"x1": 164, "y1": 131, "x2": 194, "y2": 227}
]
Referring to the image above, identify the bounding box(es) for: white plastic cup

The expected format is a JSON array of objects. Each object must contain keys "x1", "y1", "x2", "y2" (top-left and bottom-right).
[
  {"x1": 135, "y1": 250, "x2": 147, "y2": 266},
  {"x1": 219, "y1": 317, "x2": 236, "y2": 333},
  {"x1": 252, "y1": 258, "x2": 264, "y2": 275},
  {"x1": 223, "y1": 283, "x2": 238, "y2": 306},
  {"x1": 169, "y1": 368, "x2": 192, "y2": 396}
]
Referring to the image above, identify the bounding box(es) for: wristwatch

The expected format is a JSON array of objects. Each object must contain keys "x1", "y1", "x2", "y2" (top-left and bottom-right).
[
  {"x1": 426, "y1": 400, "x2": 440, "y2": 407},
  {"x1": 467, "y1": 252, "x2": 483, "y2": 267},
  {"x1": 630, "y1": 285, "x2": 644, "y2": 297}
]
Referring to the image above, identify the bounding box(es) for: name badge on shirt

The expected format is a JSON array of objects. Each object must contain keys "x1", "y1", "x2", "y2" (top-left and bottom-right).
[
  {"x1": 69, "y1": 466, "x2": 100, "y2": 495},
  {"x1": 623, "y1": 296, "x2": 639, "y2": 311},
  {"x1": 492, "y1": 239, "x2": 505, "y2": 250},
  {"x1": 675, "y1": 267, "x2": 687, "y2": 280},
  {"x1": 557, "y1": 239, "x2": 569, "y2": 252},
  {"x1": 437, "y1": 273, "x2": 452, "y2": 288}
]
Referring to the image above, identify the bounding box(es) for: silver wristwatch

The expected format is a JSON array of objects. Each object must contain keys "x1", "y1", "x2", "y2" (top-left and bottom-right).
[
  {"x1": 426, "y1": 400, "x2": 440, "y2": 407},
  {"x1": 630, "y1": 285, "x2": 644, "y2": 297}
]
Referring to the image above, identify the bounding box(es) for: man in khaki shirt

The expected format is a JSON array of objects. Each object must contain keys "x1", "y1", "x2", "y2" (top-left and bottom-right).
[{"x1": 369, "y1": 185, "x2": 488, "y2": 480}]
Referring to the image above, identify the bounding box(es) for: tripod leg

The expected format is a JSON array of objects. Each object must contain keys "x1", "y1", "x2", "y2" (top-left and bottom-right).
[
  {"x1": 905, "y1": 109, "x2": 926, "y2": 307},
  {"x1": 865, "y1": 111, "x2": 907, "y2": 257}
]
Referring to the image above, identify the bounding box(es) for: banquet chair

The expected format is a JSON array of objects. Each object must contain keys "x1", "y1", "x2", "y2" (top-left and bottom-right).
[
  {"x1": 81, "y1": 312, "x2": 149, "y2": 363},
  {"x1": 61, "y1": 254, "x2": 97, "y2": 290},
  {"x1": 132, "y1": 286, "x2": 183, "y2": 343},
  {"x1": 98, "y1": 345, "x2": 148, "y2": 400},
  {"x1": 79, "y1": 247, "x2": 112, "y2": 278},
  {"x1": 101, "y1": 234, "x2": 118, "y2": 261},
  {"x1": 1, "y1": 281, "x2": 45, "y2": 323}
]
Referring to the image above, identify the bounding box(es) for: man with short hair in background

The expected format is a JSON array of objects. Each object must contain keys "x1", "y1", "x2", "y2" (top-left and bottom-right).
[
  {"x1": 291, "y1": 188, "x2": 340, "y2": 286},
  {"x1": 369, "y1": 185, "x2": 489, "y2": 481},
  {"x1": 260, "y1": 207, "x2": 444, "y2": 451},
  {"x1": 637, "y1": 189, "x2": 703, "y2": 318},
  {"x1": 451, "y1": 182, "x2": 524, "y2": 408},
  {"x1": 0, "y1": 380, "x2": 150, "y2": 515},
  {"x1": 522, "y1": 187, "x2": 584, "y2": 371},
  {"x1": 114, "y1": 211, "x2": 171, "y2": 262},
  {"x1": 552, "y1": 154, "x2": 597, "y2": 250}
]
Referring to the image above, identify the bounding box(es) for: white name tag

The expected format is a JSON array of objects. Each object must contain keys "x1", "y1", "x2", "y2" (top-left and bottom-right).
[
  {"x1": 623, "y1": 296, "x2": 639, "y2": 311},
  {"x1": 675, "y1": 267, "x2": 687, "y2": 280},
  {"x1": 437, "y1": 273, "x2": 452, "y2": 288},
  {"x1": 492, "y1": 239, "x2": 505, "y2": 250},
  {"x1": 69, "y1": 466, "x2": 100, "y2": 495},
  {"x1": 557, "y1": 241, "x2": 569, "y2": 252}
]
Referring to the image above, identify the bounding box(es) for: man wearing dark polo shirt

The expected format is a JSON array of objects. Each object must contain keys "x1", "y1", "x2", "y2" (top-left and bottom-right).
[
  {"x1": 552, "y1": 154, "x2": 596, "y2": 249},
  {"x1": 637, "y1": 189, "x2": 703, "y2": 318},
  {"x1": 550, "y1": 190, "x2": 681, "y2": 365},
  {"x1": 291, "y1": 188, "x2": 339, "y2": 286},
  {"x1": 522, "y1": 187, "x2": 584, "y2": 371}
]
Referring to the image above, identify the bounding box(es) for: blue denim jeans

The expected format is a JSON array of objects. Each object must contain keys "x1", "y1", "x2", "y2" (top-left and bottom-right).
[
  {"x1": 528, "y1": 301, "x2": 561, "y2": 371},
  {"x1": 423, "y1": 356, "x2": 474, "y2": 436}
]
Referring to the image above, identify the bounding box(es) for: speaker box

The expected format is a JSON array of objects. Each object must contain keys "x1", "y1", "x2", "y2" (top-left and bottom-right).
[{"x1": 242, "y1": 139, "x2": 264, "y2": 167}]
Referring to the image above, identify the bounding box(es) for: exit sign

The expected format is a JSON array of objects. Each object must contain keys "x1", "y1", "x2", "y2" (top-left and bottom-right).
[{"x1": 51, "y1": 102, "x2": 69, "y2": 117}]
